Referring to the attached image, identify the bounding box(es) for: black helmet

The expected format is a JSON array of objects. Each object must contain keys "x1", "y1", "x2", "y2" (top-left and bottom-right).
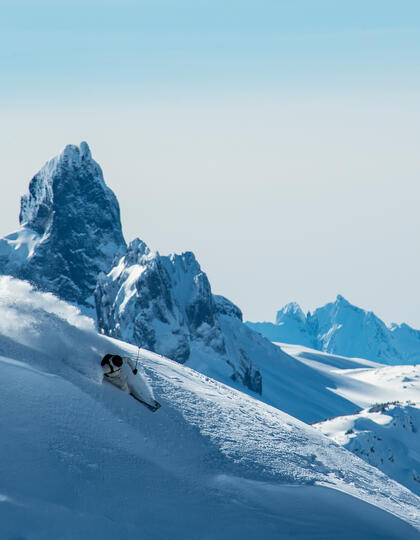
[
  {"x1": 101, "y1": 354, "x2": 123, "y2": 369},
  {"x1": 112, "y1": 355, "x2": 123, "y2": 368}
]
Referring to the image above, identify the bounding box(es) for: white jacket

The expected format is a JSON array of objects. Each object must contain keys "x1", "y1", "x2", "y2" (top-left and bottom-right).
[
  {"x1": 101, "y1": 354, "x2": 158, "y2": 409},
  {"x1": 102, "y1": 356, "x2": 136, "y2": 392}
]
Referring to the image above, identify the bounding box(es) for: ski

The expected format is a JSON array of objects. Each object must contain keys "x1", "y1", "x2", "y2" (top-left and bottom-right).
[{"x1": 130, "y1": 393, "x2": 161, "y2": 412}]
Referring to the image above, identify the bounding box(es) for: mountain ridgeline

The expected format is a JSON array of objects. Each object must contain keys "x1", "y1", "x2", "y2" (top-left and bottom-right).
[
  {"x1": 0, "y1": 142, "x2": 272, "y2": 394},
  {"x1": 95, "y1": 238, "x2": 263, "y2": 393},
  {"x1": 247, "y1": 296, "x2": 420, "y2": 365}
]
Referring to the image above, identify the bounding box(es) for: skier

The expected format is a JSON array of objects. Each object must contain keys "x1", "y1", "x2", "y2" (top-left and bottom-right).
[{"x1": 101, "y1": 354, "x2": 160, "y2": 411}]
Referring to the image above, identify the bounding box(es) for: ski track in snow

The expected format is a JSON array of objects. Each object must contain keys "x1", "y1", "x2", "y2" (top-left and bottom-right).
[{"x1": 0, "y1": 277, "x2": 419, "y2": 539}]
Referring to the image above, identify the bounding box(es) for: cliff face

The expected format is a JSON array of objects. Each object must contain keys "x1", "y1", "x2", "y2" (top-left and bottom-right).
[{"x1": 0, "y1": 142, "x2": 126, "y2": 306}]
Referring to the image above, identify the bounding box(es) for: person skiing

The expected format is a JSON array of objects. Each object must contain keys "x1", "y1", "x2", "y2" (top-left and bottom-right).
[{"x1": 101, "y1": 353, "x2": 160, "y2": 411}]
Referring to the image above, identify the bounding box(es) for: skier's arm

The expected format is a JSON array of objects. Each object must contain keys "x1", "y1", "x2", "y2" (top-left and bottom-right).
[
  {"x1": 102, "y1": 363, "x2": 112, "y2": 376},
  {"x1": 124, "y1": 357, "x2": 138, "y2": 374}
]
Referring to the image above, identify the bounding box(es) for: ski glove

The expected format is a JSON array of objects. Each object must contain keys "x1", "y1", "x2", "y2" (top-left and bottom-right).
[{"x1": 133, "y1": 368, "x2": 138, "y2": 375}]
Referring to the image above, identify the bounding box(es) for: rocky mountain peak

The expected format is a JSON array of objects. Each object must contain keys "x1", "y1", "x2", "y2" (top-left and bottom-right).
[
  {"x1": 125, "y1": 238, "x2": 154, "y2": 266},
  {"x1": 276, "y1": 302, "x2": 306, "y2": 325},
  {"x1": 19, "y1": 142, "x2": 107, "y2": 233},
  {"x1": 1, "y1": 142, "x2": 127, "y2": 307}
]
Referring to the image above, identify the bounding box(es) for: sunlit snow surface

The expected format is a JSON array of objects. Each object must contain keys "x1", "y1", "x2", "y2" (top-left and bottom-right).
[
  {"x1": 0, "y1": 227, "x2": 41, "y2": 265},
  {"x1": 314, "y1": 403, "x2": 420, "y2": 496},
  {"x1": 280, "y1": 343, "x2": 420, "y2": 408},
  {"x1": 0, "y1": 277, "x2": 419, "y2": 539}
]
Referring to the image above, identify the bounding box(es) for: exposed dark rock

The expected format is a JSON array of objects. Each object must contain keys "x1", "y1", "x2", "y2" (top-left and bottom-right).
[{"x1": 0, "y1": 142, "x2": 126, "y2": 307}]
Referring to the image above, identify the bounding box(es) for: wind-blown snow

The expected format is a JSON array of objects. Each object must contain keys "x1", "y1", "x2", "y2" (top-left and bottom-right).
[{"x1": 0, "y1": 277, "x2": 419, "y2": 538}]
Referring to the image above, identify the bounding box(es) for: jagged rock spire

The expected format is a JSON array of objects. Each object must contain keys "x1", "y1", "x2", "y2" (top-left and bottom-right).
[{"x1": 1, "y1": 142, "x2": 127, "y2": 307}]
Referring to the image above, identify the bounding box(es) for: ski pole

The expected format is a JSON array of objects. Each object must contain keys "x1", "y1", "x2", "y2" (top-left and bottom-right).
[{"x1": 135, "y1": 346, "x2": 140, "y2": 370}]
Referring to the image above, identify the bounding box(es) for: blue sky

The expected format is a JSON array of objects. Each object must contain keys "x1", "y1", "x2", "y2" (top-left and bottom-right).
[
  {"x1": 2, "y1": 0, "x2": 419, "y2": 101},
  {"x1": 1, "y1": 1, "x2": 420, "y2": 326}
]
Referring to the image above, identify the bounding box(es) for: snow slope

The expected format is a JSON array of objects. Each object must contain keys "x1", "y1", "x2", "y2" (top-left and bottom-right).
[
  {"x1": 1, "y1": 276, "x2": 420, "y2": 539},
  {"x1": 314, "y1": 402, "x2": 420, "y2": 496},
  {"x1": 95, "y1": 241, "x2": 404, "y2": 424},
  {"x1": 279, "y1": 343, "x2": 420, "y2": 414},
  {"x1": 247, "y1": 295, "x2": 420, "y2": 365}
]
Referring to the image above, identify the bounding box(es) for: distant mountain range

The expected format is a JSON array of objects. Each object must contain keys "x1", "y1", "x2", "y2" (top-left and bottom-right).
[{"x1": 247, "y1": 296, "x2": 420, "y2": 365}]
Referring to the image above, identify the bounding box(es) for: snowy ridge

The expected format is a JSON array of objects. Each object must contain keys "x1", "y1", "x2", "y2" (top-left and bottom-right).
[
  {"x1": 314, "y1": 401, "x2": 420, "y2": 496},
  {"x1": 1, "y1": 276, "x2": 420, "y2": 538},
  {"x1": 247, "y1": 295, "x2": 420, "y2": 365}
]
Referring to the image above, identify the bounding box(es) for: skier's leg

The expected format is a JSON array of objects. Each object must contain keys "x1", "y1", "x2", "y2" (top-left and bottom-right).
[
  {"x1": 128, "y1": 371, "x2": 160, "y2": 410},
  {"x1": 129, "y1": 392, "x2": 161, "y2": 412},
  {"x1": 104, "y1": 372, "x2": 129, "y2": 393}
]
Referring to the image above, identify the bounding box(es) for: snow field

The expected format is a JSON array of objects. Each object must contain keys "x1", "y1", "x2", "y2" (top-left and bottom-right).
[{"x1": 0, "y1": 277, "x2": 419, "y2": 538}]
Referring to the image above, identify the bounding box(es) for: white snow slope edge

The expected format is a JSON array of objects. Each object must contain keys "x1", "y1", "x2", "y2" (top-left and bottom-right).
[
  {"x1": 1, "y1": 277, "x2": 419, "y2": 539},
  {"x1": 279, "y1": 343, "x2": 420, "y2": 496},
  {"x1": 314, "y1": 402, "x2": 420, "y2": 497}
]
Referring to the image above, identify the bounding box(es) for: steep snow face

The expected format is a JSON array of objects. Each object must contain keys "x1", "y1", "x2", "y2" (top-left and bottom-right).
[
  {"x1": 314, "y1": 402, "x2": 420, "y2": 496},
  {"x1": 0, "y1": 142, "x2": 126, "y2": 307},
  {"x1": 95, "y1": 239, "x2": 262, "y2": 394},
  {"x1": 248, "y1": 295, "x2": 420, "y2": 365},
  {"x1": 1, "y1": 276, "x2": 420, "y2": 538}
]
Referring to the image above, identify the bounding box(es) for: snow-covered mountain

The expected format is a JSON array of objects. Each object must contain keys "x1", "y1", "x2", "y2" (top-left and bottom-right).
[
  {"x1": 0, "y1": 142, "x2": 289, "y2": 399},
  {"x1": 95, "y1": 237, "x2": 264, "y2": 394},
  {"x1": 3, "y1": 142, "x2": 419, "y2": 425},
  {"x1": 0, "y1": 142, "x2": 126, "y2": 308},
  {"x1": 1, "y1": 276, "x2": 419, "y2": 539},
  {"x1": 314, "y1": 401, "x2": 420, "y2": 496},
  {"x1": 96, "y1": 240, "x2": 416, "y2": 424},
  {"x1": 247, "y1": 295, "x2": 420, "y2": 365}
]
